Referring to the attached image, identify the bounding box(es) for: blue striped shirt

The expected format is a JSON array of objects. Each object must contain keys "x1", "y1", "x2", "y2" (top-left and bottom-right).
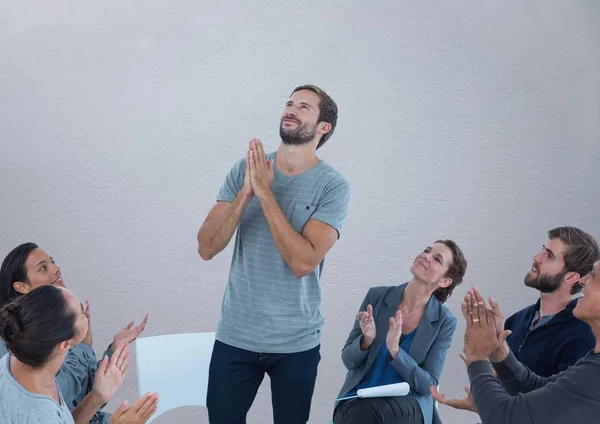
[{"x1": 215, "y1": 151, "x2": 350, "y2": 353}]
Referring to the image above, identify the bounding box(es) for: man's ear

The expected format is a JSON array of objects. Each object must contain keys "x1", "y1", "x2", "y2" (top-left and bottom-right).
[
  {"x1": 564, "y1": 271, "x2": 581, "y2": 286},
  {"x1": 318, "y1": 122, "x2": 332, "y2": 136}
]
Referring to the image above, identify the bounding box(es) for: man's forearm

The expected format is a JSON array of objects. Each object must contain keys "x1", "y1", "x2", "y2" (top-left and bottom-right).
[
  {"x1": 493, "y1": 350, "x2": 551, "y2": 395},
  {"x1": 468, "y1": 361, "x2": 520, "y2": 424},
  {"x1": 197, "y1": 192, "x2": 251, "y2": 260},
  {"x1": 258, "y1": 191, "x2": 316, "y2": 277}
]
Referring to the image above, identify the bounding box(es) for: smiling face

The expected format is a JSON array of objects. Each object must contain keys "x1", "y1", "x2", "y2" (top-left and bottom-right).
[
  {"x1": 524, "y1": 238, "x2": 568, "y2": 293},
  {"x1": 409, "y1": 243, "x2": 454, "y2": 286},
  {"x1": 279, "y1": 89, "x2": 330, "y2": 146},
  {"x1": 573, "y1": 261, "x2": 600, "y2": 323},
  {"x1": 60, "y1": 288, "x2": 88, "y2": 346},
  {"x1": 13, "y1": 248, "x2": 64, "y2": 294}
]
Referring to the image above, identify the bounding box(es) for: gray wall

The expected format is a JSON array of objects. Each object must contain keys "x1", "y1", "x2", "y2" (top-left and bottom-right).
[{"x1": 1, "y1": 1, "x2": 599, "y2": 423}]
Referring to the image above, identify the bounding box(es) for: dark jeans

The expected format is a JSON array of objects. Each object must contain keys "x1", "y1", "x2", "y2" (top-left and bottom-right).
[
  {"x1": 207, "y1": 340, "x2": 320, "y2": 424},
  {"x1": 333, "y1": 396, "x2": 424, "y2": 424}
]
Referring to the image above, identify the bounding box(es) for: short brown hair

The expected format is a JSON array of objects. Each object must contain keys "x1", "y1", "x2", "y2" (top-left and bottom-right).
[
  {"x1": 291, "y1": 85, "x2": 338, "y2": 149},
  {"x1": 432, "y1": 239, "x2": 468, "y2": 303},
  {"x1": 548, "y1": 226, "x2": 600, "y2": 295}
]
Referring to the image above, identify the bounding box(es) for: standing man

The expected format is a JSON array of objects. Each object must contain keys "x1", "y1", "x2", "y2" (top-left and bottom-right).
[{"x1": 198, "y1": 85, "x2": 350, "y2": 424}]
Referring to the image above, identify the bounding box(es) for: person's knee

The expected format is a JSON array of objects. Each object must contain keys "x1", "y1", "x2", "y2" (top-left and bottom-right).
[{"x1": 334, "y1": 401, "x2": 380, "y2": 424}]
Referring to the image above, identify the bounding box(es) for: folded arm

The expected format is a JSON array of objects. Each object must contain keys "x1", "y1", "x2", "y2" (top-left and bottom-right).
[{"x1": 259, "y1": 193, "x2": 339, "y2": 278}]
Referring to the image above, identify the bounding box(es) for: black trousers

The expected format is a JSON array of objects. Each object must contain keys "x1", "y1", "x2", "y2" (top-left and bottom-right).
[
  {"x1": 333, "y1": 396, "x2": 424, "y2": 424},
  {"x1": 207, "y1": 340, "x2": 320, "y2": 424}
]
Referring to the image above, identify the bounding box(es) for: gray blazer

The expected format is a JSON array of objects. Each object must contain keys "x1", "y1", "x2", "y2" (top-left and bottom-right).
[{"x1": 336, "y1": 283, "x2": 457, "y2": 424}]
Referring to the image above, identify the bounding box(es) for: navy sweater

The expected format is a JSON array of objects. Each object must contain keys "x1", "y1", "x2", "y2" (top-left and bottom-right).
[{"x1": 504, "y1": 298, "x2": 595, "y2": 377}]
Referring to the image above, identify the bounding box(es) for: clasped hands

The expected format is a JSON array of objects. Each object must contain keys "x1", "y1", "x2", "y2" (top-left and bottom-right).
[
  {"x1": 430, "y1": 287, "x2": 511, "y2": 412},
  {"x1": 461, "y1": 286, "x2": 511, "y2": 365},
  {"x1": 241, "y1": 138, "x2": 274, "y2": 200},
  {"x1": 357, "y1": 304, "x2": 403, "y2": 360}
]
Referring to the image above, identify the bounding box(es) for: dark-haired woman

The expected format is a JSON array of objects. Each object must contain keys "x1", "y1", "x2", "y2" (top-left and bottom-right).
[
  {"x1": 0, "y1": 243, "x2": 149, "y2": 423},
  {"x1": 0, "y1": 285, "x2": 130, "y2": 423},
  {"x1": 334, "y1": 240, "x2": 467, "y2": 424}
]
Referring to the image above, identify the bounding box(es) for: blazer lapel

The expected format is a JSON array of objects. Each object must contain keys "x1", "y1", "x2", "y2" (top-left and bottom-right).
[{"x1": 408, "y1": 295, "x2": 441, "y2": 363}]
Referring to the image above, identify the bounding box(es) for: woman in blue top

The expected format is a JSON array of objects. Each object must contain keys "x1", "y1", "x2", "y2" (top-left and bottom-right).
[
  {"x1": 0, "y1": 242, "x2": 150, "y2": 423},
  {"x1": 334, "y1": 239, "x2": 467, "y2": 424},
  {"x1": 0, "y1": 285, "x2": 131, "y2": 423}
]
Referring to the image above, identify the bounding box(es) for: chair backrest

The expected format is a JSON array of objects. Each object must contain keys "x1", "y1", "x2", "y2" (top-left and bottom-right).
[{"x1": 135, "y1": 332, "x2": 216, "y2": 423}]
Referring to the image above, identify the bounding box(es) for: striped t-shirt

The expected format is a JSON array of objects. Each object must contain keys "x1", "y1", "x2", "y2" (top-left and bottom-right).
[{"x1": 215, "y1": 151, "x2": 350, "y2": 353}]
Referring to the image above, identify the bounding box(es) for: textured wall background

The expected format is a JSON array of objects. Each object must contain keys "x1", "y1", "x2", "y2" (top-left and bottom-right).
[{"x1": 1, "y1": 1, "x2": 599, "y2": 423}]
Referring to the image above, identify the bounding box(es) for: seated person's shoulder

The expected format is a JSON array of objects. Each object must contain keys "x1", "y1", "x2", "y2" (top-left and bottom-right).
[
  {"x1": 359, "y1": 286, "x2": 398, "y2": 308},
  {"x1": 564, "y1": 310, "x2": 594, "y2": 334},
  {"x1": 504, "y1": 303, "x2": 536, "y2": 328},
  {"x1": 435, "y1": 305, "x2": 457, "y2": 331},
  {"x1": 439, "y1": 303, "x2": 456, "y2": 318}
]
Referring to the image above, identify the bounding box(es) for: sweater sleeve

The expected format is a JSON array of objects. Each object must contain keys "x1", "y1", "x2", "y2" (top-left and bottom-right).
[
  {"x1": 469, "y1": 352, "x2": 600, "y2": 424},
  {"x1": 492, "y1": 351, "x2": 566, "y2": 395}
]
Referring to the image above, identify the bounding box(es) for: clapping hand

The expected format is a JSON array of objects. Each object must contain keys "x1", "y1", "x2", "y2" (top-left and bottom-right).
[
  {"x1": 92, "y1": 343, "x2": 130, "y2": 404},
  {"x1": 356, "y1": 304, "x2": 376, "y2": 350},
  {"x1": 111, "y1": 314, "x2": 148, "y2": 351},
  {"x1": 386, "y1": 309, "x2": 403, "y2": 360},
  {"x1": 109, "y1": 393, "x2": 159, "y2": 424},
  {"x1": 82, "y1": 300, "x2": 93, "y2": 346},
  {"x1": 430, "y1": 385, "x2": 477, "y2": 413},
  {"x1": 461, "y1": 287, "x2": 510, "y2": 363}
]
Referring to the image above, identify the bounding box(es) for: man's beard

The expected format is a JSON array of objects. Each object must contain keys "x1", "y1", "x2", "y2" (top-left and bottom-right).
[
  {"x1": 280, "y1": 119, "x2": 317, "y2": 146},
  {"x1": 524, "y1": 271, "x2": 566, "y2": 293}
]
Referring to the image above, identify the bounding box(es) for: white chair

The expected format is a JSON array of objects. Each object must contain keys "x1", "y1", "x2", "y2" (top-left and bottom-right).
[{"x1": 135, "y1": 332, "x2": 216, "y2": 423}]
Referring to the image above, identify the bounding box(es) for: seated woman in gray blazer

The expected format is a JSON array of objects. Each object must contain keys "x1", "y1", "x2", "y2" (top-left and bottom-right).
[{"x1": 334, "y1": 239, "x2": 467, "y2": 424}]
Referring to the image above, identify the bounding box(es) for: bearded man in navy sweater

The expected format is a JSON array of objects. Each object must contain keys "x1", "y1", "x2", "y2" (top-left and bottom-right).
[
  {"x1": 505, "y1": 226, "x2": 600, "y2": 377},
  {"x1": 431, "y1": 226, "x2": 600, "y2": 416}
]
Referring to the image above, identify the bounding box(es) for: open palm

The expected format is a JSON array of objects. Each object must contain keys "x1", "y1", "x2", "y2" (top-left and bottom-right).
[{"x1": 93, "y1": 343, "x2": 130, "y2": 403}]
